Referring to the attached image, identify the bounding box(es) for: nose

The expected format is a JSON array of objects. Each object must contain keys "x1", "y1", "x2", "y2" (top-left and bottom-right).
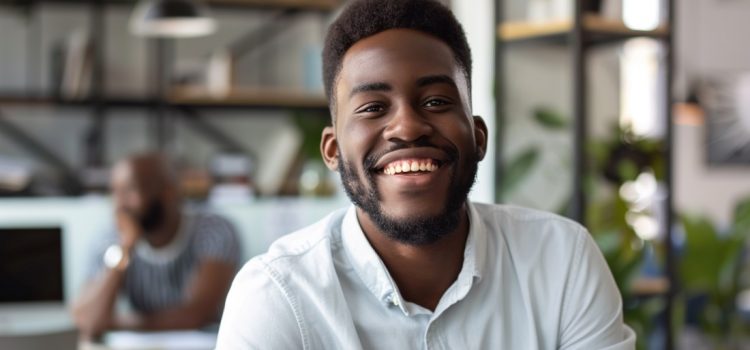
[{"x1": 382, "y1": 103, "x2": 433, "y2": 143}]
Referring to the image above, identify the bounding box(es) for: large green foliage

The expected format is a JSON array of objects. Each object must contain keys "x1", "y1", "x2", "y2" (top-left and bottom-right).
[{"x1": 679, "y1": 197, "x2": 750, "y2": 344}]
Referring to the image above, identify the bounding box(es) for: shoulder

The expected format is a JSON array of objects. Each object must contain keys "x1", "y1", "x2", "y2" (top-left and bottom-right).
[
  {"x1": 255, "y1": 208, "x2": 347, "y2": 278},
  {"x1": 232, "y1": 207, "x2": 349, "y2": 307},
  {"x1": 185, "y1": 210, "x2": 241, "y2": 263},
  {"x1": 217, "y1": 208, "x2": 348, "y2": 349},
  {"x1": 471, "y1": 202, "x2": 591, "y2": 277},
  {"x1": 217, "y1": 256, "x2": 304, "y2": 349},
  {"x1": 189, "y1": 211, "x2": 238, "y2": 234},
  {"x1": 186, "y1": 210, "x2": 240, "y2": 244},
  {"x1": 472, "y1": 202, "x2": 587, "y2": 245},
  {"x1": 259, "y1": 208, "x2": 346, "y2": 261}
]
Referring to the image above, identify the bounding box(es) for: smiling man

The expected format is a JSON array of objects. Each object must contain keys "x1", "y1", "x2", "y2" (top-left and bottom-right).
[{"x1": 217, "y1": 0, "x2": 635, "y2": 349}]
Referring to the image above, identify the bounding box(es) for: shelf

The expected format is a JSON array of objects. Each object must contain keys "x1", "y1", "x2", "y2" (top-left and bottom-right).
[
  {"x1": 206, "y1": 0, "x2": 340, "y2": 11},
  {"x1": 673, "y1": 102, "x2": 705, "y2": 126},
  {"x1": 0, "y1": 94, "x2": 140, "y2": 108},
  {"x1": 0, "y1": 88, "x2": 330, "y2": 112},
  {"x1": 168, "y1": 86, "x2": 329, "y2": 110},
  {"x1": 584, "y1": 15, "x2": 668, "y2": 38},
  {"x1": 630, "y1": 277, "x2": 670, "y2": 296},
  {"x1": 2, "y1": 0, "x2": 341, "y2": 11},
  {"x1": 498, "y1": 13, "x2": 669, "y2": 44},
  {"x1": 498, "y1": 19, "x2": 571, "y2": 42}
]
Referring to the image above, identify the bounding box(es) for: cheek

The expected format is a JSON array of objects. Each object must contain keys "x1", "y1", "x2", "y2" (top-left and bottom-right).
[
  {"x1": 124, "y1": 192, "x2": 145, "y2": 211},
  {"x1": 340, "y1": 120, "x2": 382, "y2": 160},
  {"x1": 347, "y1": 120, "x2": 381, "y2": 142},
  {"x1": 440, "y1": 119, "x2": 475, "y2": 149}
]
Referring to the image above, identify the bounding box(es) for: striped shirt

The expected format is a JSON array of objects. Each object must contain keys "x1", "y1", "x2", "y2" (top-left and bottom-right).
[{"x1": 88, "y1": 211, "x2": 241, "y2": 314}]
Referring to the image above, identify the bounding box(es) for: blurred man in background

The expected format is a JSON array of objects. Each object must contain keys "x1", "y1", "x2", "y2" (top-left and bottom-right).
[{"x1": 72, "y1": 153, "x2": 240, "y2": 339}]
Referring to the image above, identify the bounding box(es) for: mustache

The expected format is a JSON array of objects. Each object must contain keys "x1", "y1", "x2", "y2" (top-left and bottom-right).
[{"x1": 363, "y1": 137, "x2": 459, "y2": 172}]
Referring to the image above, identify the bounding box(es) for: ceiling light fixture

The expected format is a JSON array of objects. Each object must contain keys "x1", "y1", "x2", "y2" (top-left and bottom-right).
[{"x1": 130, "y1": 0, "x2": 216, "y2": 38}]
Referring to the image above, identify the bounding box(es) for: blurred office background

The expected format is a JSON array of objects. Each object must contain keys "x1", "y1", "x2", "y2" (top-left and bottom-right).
[{"x1": 0, "y1": 0, "x2": 748, "y2": 349}]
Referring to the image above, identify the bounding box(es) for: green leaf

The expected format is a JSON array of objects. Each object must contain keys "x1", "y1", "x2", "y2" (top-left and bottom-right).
[
  {"x1": 616, "y1": 160, "x2": 639, "y2": 182},
  {"x1": 533, "y1": 108, "x2": 569, "y2": 130},
  {"x1": 733, "y1": 197, "x2": 750, "y2": 231},
  {"x1": 680, "y1": 215, "x2": 723, "y2": 292},
  {"x1": 501, "y1": 147, "x2": 539, "y2": 196},
  {"x1": 592, "y1": 229, "x2": 621, "y2": 256}
]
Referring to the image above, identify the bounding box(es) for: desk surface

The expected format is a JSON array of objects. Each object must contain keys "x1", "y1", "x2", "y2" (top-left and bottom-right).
[{"x1": 81, "y1": 330, "x2": 218, "y2": 350}]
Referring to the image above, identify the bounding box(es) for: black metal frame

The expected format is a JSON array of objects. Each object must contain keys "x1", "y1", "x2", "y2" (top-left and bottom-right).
[
  {"x1": 571, "y1": 0, "x2": 587, "y2": 222},
  {"x1": 0, "y1": 0, "x2": 337, "y2": 12},
  {"x1": 0, "y1": 110, "x2": 84, "y2": 194},
  {"x1": 664, "y1": 0, "x2": 676, "y2": 348}
]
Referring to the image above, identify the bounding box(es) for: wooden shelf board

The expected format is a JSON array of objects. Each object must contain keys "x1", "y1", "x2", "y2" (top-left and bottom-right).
[
  {"x1": 498, "y1": 19, "x2": 572, "y2": 42},
  {"x1": 673, "y1": 102, "x2": 705, "y2": 126},
  {"x1": 630, "y1": 277, "x2": 670, "y2": 295},
  {"x1": 499, "y1": 14, "x2": 668, "y2": 43},
  {"x1": 0, "y1": 95, "x2": 154, "y2": 108},
  {"x1": 207, "y1": 0, "x2": 341, "y2": 11},
  {"x1": 0, "y1": 90, "x2": 330, "y2": 111},
  {"x1": 1, "y1": 0, "x2": 340, "y2": 11},
  {"x1": 168, "y1": 87, "x2": 329, "y2": 109},
  {"x1": 583, "y1": 14, "x2": 668, "y2": 38}
]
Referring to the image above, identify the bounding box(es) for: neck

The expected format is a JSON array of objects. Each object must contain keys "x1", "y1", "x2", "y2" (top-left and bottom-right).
[
  {"x1": 144, "y1": 206, "x2": 181, "y2": 248},
  {"x1": 357, "y1": 204, "x2": 470, "y2": 311}
]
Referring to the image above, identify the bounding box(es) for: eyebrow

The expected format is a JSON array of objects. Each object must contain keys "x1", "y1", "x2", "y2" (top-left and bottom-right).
[
  {"x1": 348, "y1": 75, "x2": 458, "y2": 99},
  {"x1": 416, "y1": 74, "x2": 457, "y2": 89},
  {"x1": 349, "y1": 82, "x2": 392, "y2": 98}
]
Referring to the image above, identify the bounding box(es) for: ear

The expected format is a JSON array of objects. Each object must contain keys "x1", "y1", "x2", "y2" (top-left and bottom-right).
[
  {"x1": 473, "y1": 115, "x2": 488, "y2": 160},
  {"x1": 320, "y1": 126, "x2": 340, "y2": 171}
]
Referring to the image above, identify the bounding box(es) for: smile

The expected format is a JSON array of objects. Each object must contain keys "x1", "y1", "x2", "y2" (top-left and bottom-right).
[{"x1": 382, "y1": 158, "x2": 439, "y2": 175}]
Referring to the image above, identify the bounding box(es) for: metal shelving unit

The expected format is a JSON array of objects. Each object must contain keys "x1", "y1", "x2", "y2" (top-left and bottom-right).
[
  {"x1": 0, "y1": 0, "x2": 335, "y2": 194},
  {"x1": 494, "y1": 0, "x2": 675, "y2": 348}
]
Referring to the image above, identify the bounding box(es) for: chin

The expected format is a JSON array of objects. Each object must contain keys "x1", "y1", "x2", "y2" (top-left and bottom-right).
[{"x1": 381, "y1": 201, "x2": 445, "y2": 220}]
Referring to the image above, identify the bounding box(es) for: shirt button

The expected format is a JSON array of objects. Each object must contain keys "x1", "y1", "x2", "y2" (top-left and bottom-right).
[{"x1": 391, "y1": 294, "x2": 400, "y2": 306}]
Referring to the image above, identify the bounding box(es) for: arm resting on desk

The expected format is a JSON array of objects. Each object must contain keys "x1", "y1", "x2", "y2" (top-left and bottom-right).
[
  {"x1": 72, "y1": 259, "x2": 235, "y2": 338},
  {"x1": 71, "y1": 263, "x2": 127, "y2": 340},
  {"x1": 114, "y1": 259, "x2": 235, "y2": 330}
]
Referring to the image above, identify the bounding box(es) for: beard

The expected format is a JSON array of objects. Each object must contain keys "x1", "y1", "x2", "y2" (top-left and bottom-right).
[
  {"x1": 138, "y1": 199, "x2": 165, "y2": 234},
  {"x1": 337, "y1": 143, "x2": 479, "y2": 245}
]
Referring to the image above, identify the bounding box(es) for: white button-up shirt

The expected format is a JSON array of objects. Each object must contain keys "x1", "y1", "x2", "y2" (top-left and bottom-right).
[{"x1": 217, "y1": 203, "x2": 635, "y2": 349}]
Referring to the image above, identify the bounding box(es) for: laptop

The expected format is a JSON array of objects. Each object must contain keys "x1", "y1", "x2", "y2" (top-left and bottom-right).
[{"x1": 0, "y1": 227, "x2": 77, "y2": 349}]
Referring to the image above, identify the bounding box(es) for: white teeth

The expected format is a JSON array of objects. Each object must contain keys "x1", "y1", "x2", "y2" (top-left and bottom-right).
[{"x1": 383, "y1": 160, "x2": 439, "y2": 175}]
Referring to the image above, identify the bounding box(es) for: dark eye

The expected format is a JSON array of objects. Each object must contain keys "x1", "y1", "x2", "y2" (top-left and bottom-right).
[
  {"x1": 356, "y1": 103, "x2": 385, "y2": 114},
  {"x1": 423, "y1": 98, "x2": 451, "y2": 109}
]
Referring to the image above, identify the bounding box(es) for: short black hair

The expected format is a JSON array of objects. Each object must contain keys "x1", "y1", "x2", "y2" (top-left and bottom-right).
[{"x1": 322, "y1": 0, "x2": 472, "y2": 109}]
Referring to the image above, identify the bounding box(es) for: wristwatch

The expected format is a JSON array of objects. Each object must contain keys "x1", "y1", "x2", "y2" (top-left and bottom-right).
[{"x1": 103, "y1": 244, "x2": 130, "y2": 271}]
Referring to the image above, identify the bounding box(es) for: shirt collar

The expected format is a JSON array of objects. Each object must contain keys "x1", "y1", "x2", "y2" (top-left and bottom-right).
[
  {"x1": 340, "y1": 202, "x2": 488, "y2": 315},
  {"x1": 341, "y1": 206, "x2": 403, "y2": 310}
]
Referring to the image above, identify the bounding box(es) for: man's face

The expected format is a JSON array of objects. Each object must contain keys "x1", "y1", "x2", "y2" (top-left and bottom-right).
[
  {"x1": 321, "y1": 29, "x2": 487, "y2": 244},
  {"x1": 111, "y1": 162, "x2": 165, "y2": 233}
]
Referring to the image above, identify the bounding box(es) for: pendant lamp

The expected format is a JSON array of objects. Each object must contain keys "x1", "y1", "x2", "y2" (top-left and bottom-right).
[{"x1": 130, "y1": 0, "x2": 216, "y2": 38}]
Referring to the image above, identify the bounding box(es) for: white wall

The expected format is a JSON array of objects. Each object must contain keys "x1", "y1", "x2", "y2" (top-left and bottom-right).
[
  {"x1": 674, "y1": 0, "x2": 750, "y2": 226},
  {"x1": 453, "y1": 0, "x2": 497, "y2": 203},
  {"x1": 0, "y1": 196, "x2": 349, "y2": 303},
  {"x1": 675, "y1": 123, "x2": 750, "y2": 226}
]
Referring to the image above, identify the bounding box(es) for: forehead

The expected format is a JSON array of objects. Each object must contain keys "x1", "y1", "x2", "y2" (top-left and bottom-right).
[{"x1": 336, "y1": 29, "x2": 464, "y2": 99}]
